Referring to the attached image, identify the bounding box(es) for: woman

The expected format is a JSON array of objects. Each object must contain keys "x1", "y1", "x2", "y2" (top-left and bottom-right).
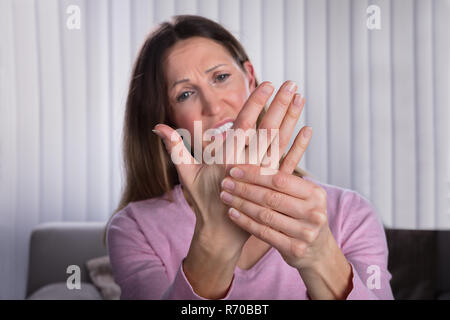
[{"x1": 106, "y1": 15, "x2": 394, "y2": 300}]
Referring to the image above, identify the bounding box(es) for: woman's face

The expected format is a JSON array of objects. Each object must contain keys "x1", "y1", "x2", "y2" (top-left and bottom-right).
[{"x1": 164, "y1": 37, "x2": 256, "y2": 149}]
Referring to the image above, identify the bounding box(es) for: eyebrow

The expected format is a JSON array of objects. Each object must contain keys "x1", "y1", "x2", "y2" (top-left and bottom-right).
[{"x1": 171, "y1": 64, "x2": 227, "y2": 89}]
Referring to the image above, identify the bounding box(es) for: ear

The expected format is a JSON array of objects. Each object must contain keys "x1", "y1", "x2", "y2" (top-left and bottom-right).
[{"x1": 242, "y1": 61, "x2": 256, "y2": 92}]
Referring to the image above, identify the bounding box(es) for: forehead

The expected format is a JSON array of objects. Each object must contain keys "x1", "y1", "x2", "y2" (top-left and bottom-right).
[{"x1": 164, "y1": 37, "x2": 235, "y2": 79}]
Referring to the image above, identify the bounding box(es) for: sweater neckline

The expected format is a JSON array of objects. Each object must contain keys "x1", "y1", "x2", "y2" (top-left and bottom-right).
[{"x1": 235, "y1": 245, "x2": 275, "y2": 277}]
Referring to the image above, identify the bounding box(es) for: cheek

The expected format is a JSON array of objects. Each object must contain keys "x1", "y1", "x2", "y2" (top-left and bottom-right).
[
  {"x1": 173, "y1": 112, "x2": 196, "y2": 132},
  {"x1": 228, "y1": 84, "x2": 250, "y2": 113}
]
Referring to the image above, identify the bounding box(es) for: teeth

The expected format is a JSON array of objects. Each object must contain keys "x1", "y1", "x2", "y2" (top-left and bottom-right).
[{"x1": 212, "y1": 122, "x2": 233, "y2": 135}]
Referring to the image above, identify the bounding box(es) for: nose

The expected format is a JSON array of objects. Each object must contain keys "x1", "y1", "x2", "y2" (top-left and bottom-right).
[{"x1": 200, "y1": 86, "x2": 222, "y2": 116}]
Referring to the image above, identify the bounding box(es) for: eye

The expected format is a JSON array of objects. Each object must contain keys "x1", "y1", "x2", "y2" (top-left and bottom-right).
[
  {"x1": 177, "y1": 91, "x2": 193, "y2": 102},
  {"x1": 216, "y1": 73, "x2": 230, "y2": 82}
]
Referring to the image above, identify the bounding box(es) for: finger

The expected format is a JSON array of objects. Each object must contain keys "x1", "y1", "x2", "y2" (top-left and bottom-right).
[
  {"x1": 276, "y1": 94, "x2": 305, "y2": 160},
  {"x1": 227, "y1": 164, "x2": 316, "y2": 200},
  {"x1": 220, "y1": 190, "x2": 318, "y2": 241},
  {"x1": 260, "y1": 94, "x2": 304, "y2": 169},
  {"x1": 226, "y1": 207, "x2": 307, "y2": 259},
  {"x1": 221, "y1": 177, "x2": 326, "y2": 224},
  {"x1": 224, "y1": 82, "x2": 274, "y2": 166},
  {"x1": 279, "y1": 125, "x2": 312, "y2": 174},
  {"x1": 257, "y1": 80, "x2": 298, "y2": 132},
  {"x1": 232, "y1": 81, "x2": 275, "y2": 133},
  {"x1": 256, "y1": 81, "x2": 298, "y2": 166},
  {"x1": 153, "y1": 124, "x2": 200, "y2": 183}
]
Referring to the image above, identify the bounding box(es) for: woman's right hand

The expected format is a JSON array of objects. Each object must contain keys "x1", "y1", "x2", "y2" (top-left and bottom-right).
[{"x1": 153, "y1": 80, "x2": 305, "y2": 257}]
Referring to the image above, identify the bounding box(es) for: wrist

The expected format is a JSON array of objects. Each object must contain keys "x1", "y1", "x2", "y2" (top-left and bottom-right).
[
  {"x1": 298, "y1": 231, "x2": 353, "y2": 300},
  {"x1": 193, "y1": 224, "x2": 244, "y2": 261},
  {"x1": 184, "y1": 234, "x2": 241, "y2": 299}
]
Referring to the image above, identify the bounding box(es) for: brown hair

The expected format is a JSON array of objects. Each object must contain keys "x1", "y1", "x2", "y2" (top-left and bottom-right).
[{"x1": 103, "y1": 15, "x2": 309, "y2": 246}]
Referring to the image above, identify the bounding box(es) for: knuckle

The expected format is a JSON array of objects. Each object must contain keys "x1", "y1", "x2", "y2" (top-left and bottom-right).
[
  {"x1": 238, "y1": 181, "x2": 248, "y2": 197},
  {"x1": 307, "y1": 185, "x2": 316, "y2": 198},
  {"x1": 258, "y1": 208, "x2": 275, "y2": 226},
  {"x1": 312, "y1": 211, "x2": 327, "y2": 226},
  {"x1": 253, "y1": 91, "x2": 270, "y2": 106},
  {"x1": 290, "y1": 241, "x2": 306, "y2": 258},
  {"x1": 277, "y1": 94, "x2": 292, "y2": 108},
  {"x1": 286, "y1": 106, "x2": 300, "y2": 119},
  {"x1": 282, "y1": 157, "x2": 298, "y2": 171},
  {"x1": 304, "y1": 228, "x2": 318, "y2": 244},
  {"x1": 258, "y1": 225, "x2": 271, "y2": 241},
  {"x1": 272, "y1": 172, "x2": 287, "y2": 189},
  {"x1": 235, "y1": 195, "x2": 245, "y2": 209},
  {"x1": 248, "y1": 166, "x2": 259, "y2": 183},
  {"x1": 264, "y1": 191, "x2": 282, "y2": 208},
  {"x1": 312, "y1": 186, "x2": 327, "y2": 203},
  {"x1": 296, "y1": 133, "x2": 309, "y2": 148},
  {"x1": 278, "y1": 136, "x2": 289, "y2": 149},
  {"x1": 239, "y1": 119, "x2": 254, "y2": 131}
]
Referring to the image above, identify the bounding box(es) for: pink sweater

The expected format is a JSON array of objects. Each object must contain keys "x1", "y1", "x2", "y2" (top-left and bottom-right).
[{"x1": 106, "y1": 177, "x2": 394, "y2": 300}]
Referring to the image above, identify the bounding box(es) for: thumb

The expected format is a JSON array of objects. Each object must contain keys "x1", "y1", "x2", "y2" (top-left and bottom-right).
[{"x1": 153, "y1": 124, "x2": 200, "y2": 184}]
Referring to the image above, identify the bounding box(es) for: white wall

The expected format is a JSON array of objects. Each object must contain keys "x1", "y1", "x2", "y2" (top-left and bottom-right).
[{"x1": 0, "y1": 0, "x2": 449, "y2": 299}]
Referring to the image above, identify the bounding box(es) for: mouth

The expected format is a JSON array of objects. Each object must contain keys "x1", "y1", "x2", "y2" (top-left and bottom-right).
[
  {"x1": 203, "y1": 119, "x2": 234, "y2": 142},
  {"x1": 210, "y1": 121, "x2": 234, "y2": 136}
]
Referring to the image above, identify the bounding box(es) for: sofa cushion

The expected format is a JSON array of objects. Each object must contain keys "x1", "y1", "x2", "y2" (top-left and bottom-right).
[
  {"x1": 26, "y1": 282, "x2": 103, "y2": 300},
  {"x1": 86, "y1": 255, "x2": 121, "y2": 300}
]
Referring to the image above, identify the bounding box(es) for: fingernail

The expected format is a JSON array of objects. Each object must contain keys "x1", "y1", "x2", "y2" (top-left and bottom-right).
[
  {"x1": 284, "y1": 81, "x2": 297, "y2": 94},
  {"x1": 303, "y1": 126, "x2": 312, "y2": 138},
  {"x1": 230, "y1": 167, "x2": 244, "y2": 179},
  {"x1": 221, "y1": 178, "x2": 235, "y2": 191},
  {"x1": 261, "y1": 83, "x2": 274, "y2": 96},
  {"x1": 220, "y1": 191, "x2": 233, "y2": 204},
  {"x1": 228, "y1": 208, "x2": 240, "y2": 219},
  {"x1": 152, "y1": 129, "x2": 162, "y2": 136},
  {"x1": 293, "y1": 94, "x2": 302, "y2": 109}
]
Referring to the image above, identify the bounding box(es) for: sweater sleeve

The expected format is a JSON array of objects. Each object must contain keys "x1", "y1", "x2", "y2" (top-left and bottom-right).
[
  {"x1": 106, "y1": 207, "x2": 235, "y2": 300},
  {"x1": 338, "y1": 191, "x2": 394, "y2": 300}
]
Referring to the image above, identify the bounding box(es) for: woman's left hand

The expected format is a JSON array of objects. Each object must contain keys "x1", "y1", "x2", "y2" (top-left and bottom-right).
[
  {"x1": 219, "y1": 127, "x2": 335, "y2": 271},
  {"x1": 220, "y1": 165, "x2": 333, "y2": 270}
]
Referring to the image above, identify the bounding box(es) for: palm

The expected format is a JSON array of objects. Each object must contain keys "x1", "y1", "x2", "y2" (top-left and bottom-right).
[{"x1": 155, "y1": 125, "x2": 251, "y2": 242}]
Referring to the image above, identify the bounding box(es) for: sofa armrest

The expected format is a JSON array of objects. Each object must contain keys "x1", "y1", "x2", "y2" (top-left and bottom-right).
[
  {"x1": 26, "y1": 222, "x2": 107, "y2": 298},
  {"x1": 437, "y1": 230, "x2": 450, "y2": 296}
]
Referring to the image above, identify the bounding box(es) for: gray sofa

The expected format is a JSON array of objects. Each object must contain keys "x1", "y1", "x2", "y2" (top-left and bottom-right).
[
  {"x1": 25, "y1": 222, "x2": 450, "y2": 299},
  {"x1": 26, "y1": 222, "x2": 110, "y2": 300}
]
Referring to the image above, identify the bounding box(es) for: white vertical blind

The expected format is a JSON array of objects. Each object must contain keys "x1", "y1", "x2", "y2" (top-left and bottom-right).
[
  {"x1": 37, "y1": 0, "x2": 64, "y2": 224},
  {"x1": 11, "y1": 0, "x2": 41, "y2": 299},
  {"x1": 109, "y1": 0, "x2": 132, "y2": 218},
  {"x1": 131, "y1": 0, "x2": 155, "y2": 60},
  {"x1": 415, "y1": 0, "x2": 436, "y2": 229},
  {"x1": 198, "y1": 0, "x2": 219, "y2": 22},
  {"x1": 86, "y1": 0, "x2": 111, "y2": 222},
  {"x1": 154, "y1": 0, "x2": 175, "y2": 24},
  {"x1": 0, "y1": 0, "x2": 18, "y2": 299},
  {"x1": 392, "y1": 0, "x2": 417, "y2": 228},
  {"x1": 305, "y1": 0, "x2": 328, "y2": 182},
  {"x1": 219, "y1": 0, "x2": 240, "y2": 40},
  {"x1": 351, "y1": 0, "x2": 371, "y2": 205},
  {"x1": 0, "y1": 0, "x2": 448, "y2": 299},
  {"x1": 284, "y1": 0, "x2": 307, "y2": 171},
  {"x1": 434, "y1": 0, "x2": 450, "y2": 228},
  {"x1": 240, "y1": 0, "x2": 263, "y2": 79},
  {"x1": 328, "y1": 0, "x2": 352, "y2": 189},
  {"x1": 369, "y1": 0, "x2": 394, "y2": 226},
  {"x1": 262, "y1": 0, "x2": 284, "y2": 89},
  {"x1": 175, "y1": 0, "x2": 197, "y2": 15},
  {"x1": 61, "y1": 0, "x2": 88, "y2": 222}
]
